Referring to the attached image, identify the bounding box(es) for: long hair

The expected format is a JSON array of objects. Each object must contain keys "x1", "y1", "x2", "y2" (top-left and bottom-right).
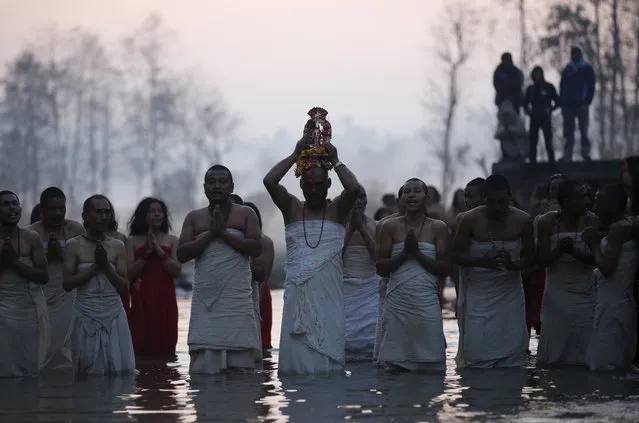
[
  {"x1": 82, "y1": 194, "x2": 118, "y2": 231},
  {"x1": 128, "y1": 197, "x2": 172, "y2": 236},
  {"x1": 30, "y1": 204, "x2": 41, "y2": 224}
]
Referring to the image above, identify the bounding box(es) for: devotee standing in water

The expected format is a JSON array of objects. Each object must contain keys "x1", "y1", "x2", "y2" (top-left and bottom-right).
[
  {"x1": 177, "y1": 165, "x2": 262, "y2": 374},
  {"x1": 376, "y1": 178, "x2": 449, "y2": 371},
  {"x1": 263, "y1": 139, "x2": 360, "y2": 375},
  {"x1": 63, "y1": 195, "x2": 135, "y2": 377},
  {"x1": 0, "y1": 191, "x2": 49, "y2": 377},
  {"x1": 126, "y1": 197, "x2": 181, "y2": 357},
  {"x1": 583, "y1": 184, "x2": 638, "y2": 371},
  {"x1": 453, "y1": 175, "x2": 534, "y2": 368},
  {"x1": 343, "y1": 187, "x2": 379, "y2": 361},
  {"x1": 245, "y1": 202, "x2": 275, "y2": 354},
  {"x1": 536, "y1": 180, "x2": 598, "y2": 366},
  {"x1": 28, "y1": 187, "x2": 85, "y2": 370}
]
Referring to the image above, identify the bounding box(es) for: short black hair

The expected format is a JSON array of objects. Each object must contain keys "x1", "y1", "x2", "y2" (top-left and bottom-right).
[
  {"x1": 374, "y1": 207, "x2": 393, "y2": 221},
  {"x1": 40, "y1": 187, "x2": 65, "y2": 208},
  {"x1": 404, "y1": 178, "x2": 428, "y2": 193},
  {"x1": 82, "y1": 194, "x2": 110, "y2": 214},
  {"x1": 556, "y1": 179, "x2": 581, "y2": 206},
  {"x1": 601, "y1": 183, "x2": 628, "y2": 212},
  {"x1": 244, "y1": 202, "x2": 262, "y2": 229},
  {"x1": 466, "y1": 178, "x2": 485, "y2": 195},
  {"x1": 205, "y1": 165, "x2": 233, "y2": 183},
  {"x1": 484, "y1": 174, "x2": 511, "y2": 194},
  {"x1": 230, "y1": 194, "x2": 244, "y2": 205},
  {"x1": 30, "y1": 204, "x2": 41, "y2": 224}
]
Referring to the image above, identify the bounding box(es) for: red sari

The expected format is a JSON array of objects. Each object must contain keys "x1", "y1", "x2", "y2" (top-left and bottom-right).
[
  {"x1": 259, "y1": 279, "x2": 273, "y2": 350},
  {"x1": 129, "y1": 245, "x2": 178, "y2": 356}
]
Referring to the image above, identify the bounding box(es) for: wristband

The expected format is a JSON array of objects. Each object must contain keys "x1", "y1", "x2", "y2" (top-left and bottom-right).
[{"x1": 334, "y1": 161, "x2": 345, "y2": 168}]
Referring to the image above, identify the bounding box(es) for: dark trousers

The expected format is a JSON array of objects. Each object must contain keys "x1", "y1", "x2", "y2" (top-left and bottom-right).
[
  {"x1": 562, "y1": 105, "x2": 591, "y2": 160},
  {"x1": 529, "y1": 117, "x2": 554, "y2": 164}
]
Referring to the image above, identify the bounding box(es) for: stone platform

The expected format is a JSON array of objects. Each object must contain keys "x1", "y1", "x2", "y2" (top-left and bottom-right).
[{"x1": 492, "y1": 159, "x2": 623, "y2": 205}]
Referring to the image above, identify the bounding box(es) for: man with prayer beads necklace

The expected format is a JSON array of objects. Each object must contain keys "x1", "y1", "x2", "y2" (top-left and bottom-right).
[{"x1": 263, "y1": 136, "x2": 361, "y2": 375}]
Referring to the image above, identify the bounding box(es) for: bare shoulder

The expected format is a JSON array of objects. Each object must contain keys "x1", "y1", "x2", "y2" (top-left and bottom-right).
[
  {"x1": 511, "y1": 206, "x2": 532, "y2": 221},
  {"x1": 65, "y1": 219, "x2": 86, "y2": 236},
  {"x1": 537, "y1": 210, "x2": 557, "y2": 227},
  {"x1": 455, "y1": 212, "x2": 465, "y2": 226},
  {"x1": 66, "y1": 235, "x2": 83, "y2": 250},
  {"x1": 380, "y1": 216, "x2": 401, "y2": 234},
  {"x1": 26, "y1": 221, "x2": 43, "y2": 234},
  {"x1": 235, "y1": 203, "x2": 257, "y2": 218},
  {"x1": 22, "y1": 228, "x2": 41, "y2": 243},
  {"x1": 584, "y1": 211, "x2": 599, "y2": 226},
  {"x1": 105, "y1": 236, "x2": 126, "y2": 252},
  {"x1": 185, "y1": 207, "x2": 207, "y2": 221},
  {"x1": 428, "y1": 217, "x2": 448, "y2": 232},
  {"x1": 461, "y1": 206, "x2": 482, "y2": 223}
]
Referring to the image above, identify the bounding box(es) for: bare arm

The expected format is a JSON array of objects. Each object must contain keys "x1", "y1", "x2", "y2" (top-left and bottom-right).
[
  {"x1": 333, "y1": 168, "x2": 362, "y2": 223},
  {"x1": 376, "y1": 221, "x2": 407, "y2": 277},
  {"x1": 452, "y1": 214, "x2": 487, "y2": 268},
  {"x1": 163, "y1": 236, "x2": 182, "y2": 278},
  {"x1": 126, "y1": 238, "x2": 146, "y2": 282},
  {"x1": 176, "y1": 212, "x2": 213, "y2": 263},
  {"x1": 263, "y1": 153, "x2": 297, "y2": 218},
  {"x1": 220, "y1": 208, "x2": 263, "y2": 257},
  {"x1": 14, "y1": 232, "x2": 49, "y2": 284},
  {"x1": 415, "y1": 223, "x2": 450, "y2": 278},
  {"x1": 591, "y1": 224, "x2": 625, "y2": 277},
  {"x1": 537, "y1": 216, "x2": 561, "y2": 266},
  {"x1": 104, "y1": 242, "x2": 129, "y2": 295},
  {"x1": 254, "y1": 237, "x2": 275, "y2": 284},
  {"x1": 63, "y1": 242, "x2": 96, "y2": 292},
  {"x1": 358, "y1": 220, "x2": 377, "y2": 260},
  {"x1": 514, "y1": 216, "x2": 535, "y2": 271}
]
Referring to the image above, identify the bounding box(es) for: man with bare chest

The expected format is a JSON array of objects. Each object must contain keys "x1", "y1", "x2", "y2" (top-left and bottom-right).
[
  {"x1": 0, "y1": 190, "x2": 49, "y2": 377},
  {"x1": 177, "y1": 165, "x2": 262, "y2": 374},
  {"x1": 376, "y1": 179, "x2": 450, "y2": 371},
  {"x1": 453, "y1": 174, "x2": 534, "y2": 368},
  {"x1": 263, "y1": 139, "x2": 360, "y2": 375},
  {"x1": 63, "y1": 195, "x2": 134, "y2": 376},
  {"x1": 536, "y1": 179, "x2": 598, "y2": 366},
  {"x1": 28, "y1": 187, "x2": 85, "y2": 370},
  {"x1": 343, "y1": 188, "x2": 379, "y2": 360}
]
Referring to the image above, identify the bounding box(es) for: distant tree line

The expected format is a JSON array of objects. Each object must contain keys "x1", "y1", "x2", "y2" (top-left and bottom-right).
[{"x1": 0, "y1": 13, "x2": 238, "y2": 215}]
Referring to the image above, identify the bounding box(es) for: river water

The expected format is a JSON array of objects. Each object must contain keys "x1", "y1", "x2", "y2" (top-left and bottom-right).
[{"x1": 2, "y1": 289, "x2": 639, "y2": 422}]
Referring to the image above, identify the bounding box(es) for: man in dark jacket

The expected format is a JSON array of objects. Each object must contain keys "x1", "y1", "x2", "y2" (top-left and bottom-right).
[
  {"x1": 524, "y1": 66, "x2": 560, "y2": 164},
  {"x1": 493, "y1": 52, "x2": 524, "y2": 113},
  {"x1": 559, "y1": 46, "x2": 596, "y2": 161}
]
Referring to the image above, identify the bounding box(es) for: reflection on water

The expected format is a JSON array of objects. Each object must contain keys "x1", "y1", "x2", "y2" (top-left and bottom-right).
[{"x1": 1, "y1": 289, "x2": 639, "y2": 422}]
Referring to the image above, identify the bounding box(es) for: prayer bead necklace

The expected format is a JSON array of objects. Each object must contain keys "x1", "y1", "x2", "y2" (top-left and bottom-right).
[{"x1": 302, "y1": 205, "x2": 325, "y2": 249}]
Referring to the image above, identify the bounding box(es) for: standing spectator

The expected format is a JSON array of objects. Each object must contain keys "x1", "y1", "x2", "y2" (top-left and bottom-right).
[
  {"x1": 524, "y1": 66, "x2": 560, "y2": 164},
  {"x1": 493, "y1": 52, "x2": 524, "y2": 113},
  {"x1": 559, "y1": 46, "x2": 596, "y2": 162}
]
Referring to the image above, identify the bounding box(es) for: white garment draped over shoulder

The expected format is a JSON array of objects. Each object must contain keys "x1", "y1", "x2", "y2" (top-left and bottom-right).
[
  {"x1": 0, "y1": 258, "x2": 50, "y2": 377},
  {"x1": 188, "y1": 229, "x2": 259, "y2": 374},
  {"x1": 537, "y1": 233, "x2": 594, "y2": 366},
  {"x1": 343, "y1": 245, "x2": 379, "y2": 361},
  {"x1": 588, "y1": 238, "x2": 638, "y2": 371},
  {"x1": 42, "y1": 240, "x2": 76, "y2": 371},
  {"x1": 378, "y1": 243, "x2": 446, "y2": 371},
  {"x1": 279, "y1": 220, "x2": 345, "y2": 375},
  {"x1": 456, "y1": 240, "x2": 528, "y2": 369},
  {"x1": 69, "y1": 263, "x2": 135, "y2": 376}
]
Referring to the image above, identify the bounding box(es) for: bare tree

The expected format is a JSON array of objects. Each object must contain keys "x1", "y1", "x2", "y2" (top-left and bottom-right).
[{"x1": 425, "y1": 2, "x2": 482, "y2": 202}]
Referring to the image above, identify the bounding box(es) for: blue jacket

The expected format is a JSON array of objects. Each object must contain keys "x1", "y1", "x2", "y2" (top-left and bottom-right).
[{"x1": 559, "y1": 61, "x2": 596, "y2": 107}]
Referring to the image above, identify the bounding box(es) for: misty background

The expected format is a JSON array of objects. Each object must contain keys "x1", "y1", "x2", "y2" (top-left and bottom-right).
[{"x1": 1, "y1": 0, "x2": 638, "y2": 284}]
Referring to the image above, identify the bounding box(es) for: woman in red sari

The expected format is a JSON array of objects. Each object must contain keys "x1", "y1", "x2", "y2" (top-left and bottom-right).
[
  {"x1": 245, "y1": 202, "x2": 275, "y2": 352},
  {"x1": 126, "y1": 197, "x2": 182, "y2": 357}
]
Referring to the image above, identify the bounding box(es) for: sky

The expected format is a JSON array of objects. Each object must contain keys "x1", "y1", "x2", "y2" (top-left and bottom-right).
[{"x1": 0, "y1": 0, "x2": 524, "y2": 243}]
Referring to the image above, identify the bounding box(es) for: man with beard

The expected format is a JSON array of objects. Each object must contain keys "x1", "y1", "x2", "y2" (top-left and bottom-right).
[
  {"x1": 28, "y1": 187, "x2": 85, "y2": 371},
  {"x1": 453, "y1": 174, "x2": 534, "y2": 368},
  {"x1": 177, "y1": 165, "x2": 262, "y2": 374},
  {"x1": 0, "y1": 191, "x2": 49, "y2": 377},
  {"x1": 263, "y1": 139, "x2": 360, "y2": 374},
  {"x1": 536, "y1": 179, "x2": 598, "y2": 366},
  {"x1": 376, "y1": 178, "x2": 450, "y2": 371},
  {"x1": 343, "y1": 187, "x2": 379, "y2": 360},
  {"x1": 63, "y1": 195, "x2": 134, "y2": 376}
]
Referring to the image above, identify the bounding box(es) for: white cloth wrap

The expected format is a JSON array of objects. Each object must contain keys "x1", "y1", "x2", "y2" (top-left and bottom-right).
[
  {"x1": 588, "y1": 238, "x2": 638, "y2": 371},
  {"x1": 42, "y1": 239, "x2": 75, "y2": 370},
  {"x1": 279, "y1": 220, "x2": 345, "y2": 374},
  {"x1": 251, "y1": 278, "x2": 263, "y2": 359},
  {"x1": 0, "y1": 258, "x2": 50, "y2": 377},
  {"x1": 373, "y1": 276, "x2": 389, "y2": 362},
  {"x1": 378, "y1": 243, "x2": 446, "y2": 371},
  {"x1": 188, "y1": 230, "x2": 259, "y2": 373},
  {"x1": 69, "y1": 263, "x2": 135, "y2": 376},
  {"x1": 343, "y1": 245, "x2": 379, "y2": 360},
  {"x1": 537, "y1": 233, "x2": 595, "y2": 366},
  {"x1": 456, "y1": 240, "x2": 528, "y2": 369}
]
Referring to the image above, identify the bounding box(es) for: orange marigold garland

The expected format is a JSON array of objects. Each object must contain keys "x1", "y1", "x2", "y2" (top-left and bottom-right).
[{"x1": 294, "y1": 107, "x2": 333, "y2": 177}]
